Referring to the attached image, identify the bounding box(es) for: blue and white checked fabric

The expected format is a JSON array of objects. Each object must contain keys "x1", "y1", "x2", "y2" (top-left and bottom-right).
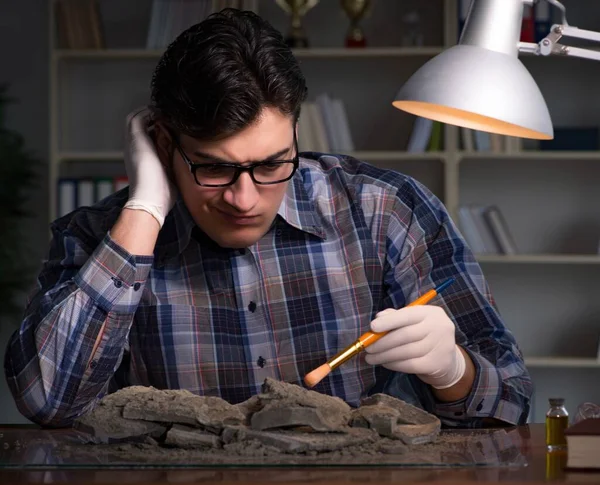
[{"x1": 5, "y1": 153, "x2": 532, "y2": 427}]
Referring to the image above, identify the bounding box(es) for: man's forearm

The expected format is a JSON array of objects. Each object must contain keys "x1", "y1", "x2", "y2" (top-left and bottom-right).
[
  {"x1": 431, "y1": 346, "x2": 476, "y2": 403},
  {"x1": 111, "y1": 208, "x2": 161, "y2": 256},
  {"x1": 88, "y1": 208, "x2": 160, "y2": 364}
]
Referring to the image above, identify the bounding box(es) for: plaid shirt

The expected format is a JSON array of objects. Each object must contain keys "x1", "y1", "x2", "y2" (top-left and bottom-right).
[{"x1": 5, "y1": 154, "x2": 531, "y2": 428}]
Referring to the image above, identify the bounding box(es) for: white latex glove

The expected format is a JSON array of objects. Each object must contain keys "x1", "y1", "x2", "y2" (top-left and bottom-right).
[
  {"x1": 364, "y1": 306, "x2": 466, "y2": 389},
  {"x1": 122, "y1": 107, "x2": 176, "y2": 228}
]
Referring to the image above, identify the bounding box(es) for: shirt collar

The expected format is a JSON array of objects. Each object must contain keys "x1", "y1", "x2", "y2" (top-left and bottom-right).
[
  {"x1": 155, "y1": 159, "x2": 326, "y2": 261},
  {"x1": 276, "y1": 161, "x2": 326, "y2": 239}
]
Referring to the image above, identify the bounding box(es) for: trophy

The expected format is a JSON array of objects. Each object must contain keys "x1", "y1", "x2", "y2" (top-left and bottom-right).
[
  {"x1": 340, "y1": 0, "x2": 372, "y2": 48},
  {"x1": 276, "y1": 0, "x2": 319, "y2": 48}
]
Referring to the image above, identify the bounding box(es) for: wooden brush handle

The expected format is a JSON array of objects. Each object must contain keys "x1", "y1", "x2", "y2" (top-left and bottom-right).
[{"x1": 358, "y1": 288, "x2": 438, "y2": 348}]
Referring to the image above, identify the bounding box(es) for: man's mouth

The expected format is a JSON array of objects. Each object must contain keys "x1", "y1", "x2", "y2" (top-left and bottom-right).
[{"x1": 217, "y1": 209, "x2": 260, "y2": 225}]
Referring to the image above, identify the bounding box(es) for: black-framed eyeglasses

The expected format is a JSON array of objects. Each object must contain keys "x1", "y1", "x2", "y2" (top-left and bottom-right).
[{"x1": 174, "y1": 131, "x2": 299, "y2": 187}]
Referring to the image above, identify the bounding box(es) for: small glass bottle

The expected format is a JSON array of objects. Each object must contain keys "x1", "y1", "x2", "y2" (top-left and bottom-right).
[{"x1": 546, "y1": 398, "x2": 569, "y2": 450}]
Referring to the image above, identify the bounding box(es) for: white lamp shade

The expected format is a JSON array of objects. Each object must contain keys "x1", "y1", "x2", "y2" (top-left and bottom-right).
[{"x1": 393, "y1": 44, "x2": 554, "y2": 140}]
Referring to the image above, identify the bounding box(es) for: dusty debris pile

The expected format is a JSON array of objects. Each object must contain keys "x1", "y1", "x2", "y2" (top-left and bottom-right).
[{"x1": 74, "y1": 378, "x2": 440, "y2": 456}]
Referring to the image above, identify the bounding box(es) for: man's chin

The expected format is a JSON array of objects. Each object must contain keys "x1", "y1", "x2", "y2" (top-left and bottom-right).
[{"x1": 211, "y1": 227, "x2": 267, "y2": 249}]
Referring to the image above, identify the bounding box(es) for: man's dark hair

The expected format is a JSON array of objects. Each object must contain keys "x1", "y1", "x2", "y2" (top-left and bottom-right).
[{"x1": 151, "y1": 8, "x2": 307, "y2": 140}]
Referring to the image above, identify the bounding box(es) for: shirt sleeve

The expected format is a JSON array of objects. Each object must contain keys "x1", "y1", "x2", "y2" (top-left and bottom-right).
[
  {"x1": 4, "y1": 222, "x2": 153, "y2": 428},
  {"x1": 381, "y1": 177, "x2": 532, "y2": 427}
]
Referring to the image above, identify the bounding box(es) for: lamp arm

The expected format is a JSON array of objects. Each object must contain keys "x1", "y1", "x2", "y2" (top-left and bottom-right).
[{"x1": 518, "y1": 0, "x2": 600, "y2": 62}]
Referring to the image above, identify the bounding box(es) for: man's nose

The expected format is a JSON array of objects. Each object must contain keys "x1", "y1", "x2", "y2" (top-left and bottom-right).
[{"x1": 223, "y1": 171, "x2": 259, "y2": 213}]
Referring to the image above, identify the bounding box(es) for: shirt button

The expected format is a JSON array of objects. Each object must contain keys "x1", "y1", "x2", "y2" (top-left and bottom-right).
[
  {"x1": 257, "y1": 356, "x2": 266, "y2": 368},
  {"x1": 89, "y1": 360, "x2": 97, "y2": 369},
  {"x1": 248, "y1": 301, "x2": 257, "y2": 313},
  {"x1": 476, "y1": 401, "x2": 484, "y2": 412},
  {"x1": 113, "y1": 278, "x2": 123, "y2": 288},
  {"x1": 133, "y1": 282, "x2": 141, "y2": 291},
  {"x1": 275, "y1": 229, "x2": 282, "y2": 236}
]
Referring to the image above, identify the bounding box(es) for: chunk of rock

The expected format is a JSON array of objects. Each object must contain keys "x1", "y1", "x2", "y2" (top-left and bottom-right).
[
  {"x1": 163, "y1": 424, "x2": 222, "y2": 449},
  {"x1": 350, "y1": 394, "x2": 440, "y2": 445},
  {"x1": 251, "y1": 404, "x2": 348, "y2": 432},
  {"x1": 121, "y1": 389, "x2": 245, "y2": 432},
  {"x1": 222, "y1": 426, "x2": 378, "y2": 454},
  {"x1": 98, "y1": 386, "x2": 157, "y2": 407},
  {"x1": 74, "y1": 380, "x2": 441, "y2": 456},
  {"x1": 74, "y1": 399, "x2": 167, "y2": 444},
  {"x1": 235, "y1": 395, "x2": 262, "y2": 424},
  {"x1": 255, "y1": 378, "x2": 351, "y2": 431}
]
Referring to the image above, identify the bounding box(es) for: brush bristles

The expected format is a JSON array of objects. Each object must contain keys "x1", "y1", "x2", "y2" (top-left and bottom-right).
[{"x1": 303, "y1": 363, "x2": 332, "y2": 388}]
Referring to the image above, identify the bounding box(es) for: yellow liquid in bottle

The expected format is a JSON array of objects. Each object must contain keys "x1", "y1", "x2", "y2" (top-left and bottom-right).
[{"x1": 546, "y1": 415, "x2": 568, "y2": 448}]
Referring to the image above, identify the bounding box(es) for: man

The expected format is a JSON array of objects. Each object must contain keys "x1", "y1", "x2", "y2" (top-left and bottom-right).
[{"x1": 5, "y1": 9, "x2": 531, "y2": 428}]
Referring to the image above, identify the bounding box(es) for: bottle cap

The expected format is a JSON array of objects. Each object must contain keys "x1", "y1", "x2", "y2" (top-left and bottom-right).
[{"x1": 549, "y1": 398, "x2": 565, "y2": 407}]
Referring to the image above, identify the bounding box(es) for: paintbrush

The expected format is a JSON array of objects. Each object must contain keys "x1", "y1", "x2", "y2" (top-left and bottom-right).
[{"x1": 303, "y1": 278, "x2": 455, "y2": 388}]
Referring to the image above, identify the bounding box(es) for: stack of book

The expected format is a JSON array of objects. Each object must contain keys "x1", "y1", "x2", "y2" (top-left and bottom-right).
[
  {"x1": 460, "y1": 128, "x2": 521, "y2": 154},
  {"x1": 147, "y1": 0, "x2": 259, "y2": 49},
  {"x1": 297, "y1": 94, "x2": 354, "y2": 154},
  {"x1": 458, "y1": 205, "x2": 518, "y2": 255},
  {"x1": 58, "y1": 176, "x2": 128, "y2": 218},
  {"x1": 406, "y1": 117, "x2": 443, "y2": 153}
]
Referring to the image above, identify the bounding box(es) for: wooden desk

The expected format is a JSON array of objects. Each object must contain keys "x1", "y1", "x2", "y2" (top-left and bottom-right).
[{"x1": 0, "y1": 424, "x2": 595, "y2": 484}]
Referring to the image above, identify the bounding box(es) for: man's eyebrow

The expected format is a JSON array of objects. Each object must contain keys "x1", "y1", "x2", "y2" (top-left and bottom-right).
[{"x1": 191, "y1": 147, "x2": 291, "y2": 164}]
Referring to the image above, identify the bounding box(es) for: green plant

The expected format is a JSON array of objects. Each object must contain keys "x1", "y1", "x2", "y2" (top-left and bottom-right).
[{"x1": 0, "y1": 84, "x2": 40, "y2": 321}]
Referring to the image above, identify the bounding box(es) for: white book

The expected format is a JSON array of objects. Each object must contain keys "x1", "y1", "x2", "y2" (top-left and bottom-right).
[
  {"x1": 146, "y1": 0, "x2": 161, "y2": 49},
  {"x1": 58, "y1": 179, "x2": 76, "y2": 217},
  {"x1": 315, "y1": 93, "x2": 340, "y2": 151},
  {"x1": 407, "y1": 117, "x2": 433, "y2": 153},
  {"x1": 297, "y1": 103, "x2": 315, "y2": 152},
  {"x1": 332, "y1": 98, "x2": 354, "y2": 152},
  {"x1": 154, "y1": 0, "x2": 169, "y2": 49},
  {"x1": 306, "y1": 102, "x2": 330, "y2": 152},
  {"x1": 161, "y1": 0, "x2": 175, "y2": 48},
  {"x1": 470, "y1": 205, "x2": 500, "y2": 254},
  {"x1": 484, "y1": 205, "x2": 518, "y2": 254},
  {"x1": 78, "y1": 179, "x2": 95, "y2": 207},
  {"x1": 458, "y1": 206, "x2": 486, "y2": 254},
  {"x1": 96, "y1": 179, "x2": 114, "y2": 202}
]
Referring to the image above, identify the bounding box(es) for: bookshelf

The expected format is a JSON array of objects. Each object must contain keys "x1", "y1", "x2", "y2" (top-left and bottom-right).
[
  {"x1": 53, "y1": 46, "x2": 446, "y2": 59},
  {"x1": 525, "y1": 357, "x2": 600, "y2": 368},
  {"x1": 49, "y1": 0, "x2": 600, "y2": 421}
]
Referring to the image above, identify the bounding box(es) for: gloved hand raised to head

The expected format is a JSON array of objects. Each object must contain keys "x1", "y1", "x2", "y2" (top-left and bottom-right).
[
  {"x1": 123, "y1": 107, "x2": 177, "y2": 228},
  {"x1": 364, "y1": 305, "x2": 466, "y2": 390}
]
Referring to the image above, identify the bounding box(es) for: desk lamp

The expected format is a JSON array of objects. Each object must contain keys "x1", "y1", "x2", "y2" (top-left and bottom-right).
[{"x1": 392, "y1": 0, "x2": 600, "y2": 140}]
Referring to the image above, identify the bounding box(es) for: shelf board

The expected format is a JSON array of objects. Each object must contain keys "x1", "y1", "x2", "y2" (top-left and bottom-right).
[
  {"x1": 459, "y1": 150, "x2": 600, "y2": 161},
  {"x1": 525, "y1": 357, "x2": 600, "y2": 368},
  {"x1": 57, "y1": 150, "x2": 447, "y2": 163},
  {"x1": 292, "y1": 47, "x2": 444, "y2": 58},
  {"x1": 53, "y1": 46, "x2": 444, "y2": 61},
  {"x1": 349, "y1": 151, "x2": 447, "y2": 161},
  {"x1": 54, "y1": 49, "x2": 162, "y2": 60},
  {"x1": 57, "y1": 151, "x2": 123, "y2": 162},
  {"x1": 476, "y1": 254, "x2": 600, "y2": 264}
]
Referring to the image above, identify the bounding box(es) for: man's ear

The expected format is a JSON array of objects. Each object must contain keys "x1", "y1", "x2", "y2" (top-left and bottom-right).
[
  {"x1": 152, "y1": 120, "x2": 176, "y2": 181},
  {"x1": 153, "y1": 121, "x2": 174, "y2": 166}
]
